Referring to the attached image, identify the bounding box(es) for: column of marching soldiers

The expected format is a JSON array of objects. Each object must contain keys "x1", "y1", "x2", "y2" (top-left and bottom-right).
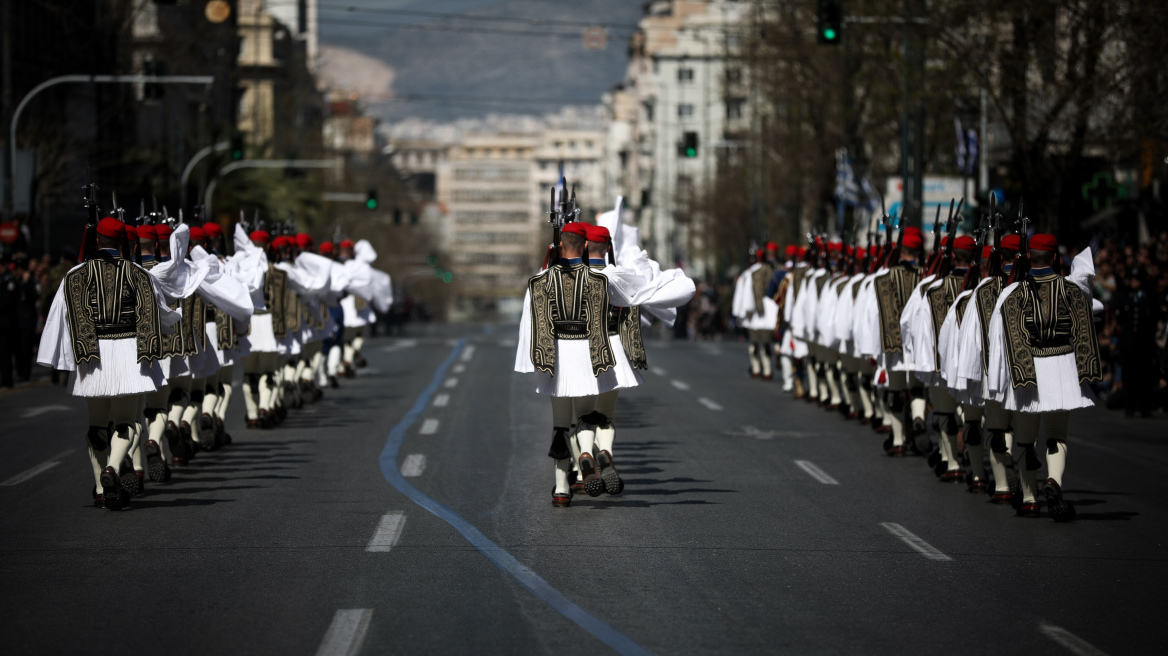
[
  {"x1": 37, "y1": 183, "x2": 393, "y2": 510},
  {"x1": 734, "y1": 198, "x2": 1102, "y2": 522}
]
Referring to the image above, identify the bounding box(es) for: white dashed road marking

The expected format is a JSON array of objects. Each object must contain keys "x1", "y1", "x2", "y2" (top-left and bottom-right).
[
  {"x1": 452, "y1": 364, "x2": 466, "y2": 373},
  {"x1": 19, "y1": 405, "x2": 71, "y2": 419},
  {"x1": 366, "y1": 512, "x2": 406, "y2": 552},
  {"x1": 1, "y1": 450, "x2": 75, "y2": 486},
  {"x1": 650, "y1": 367, "x2": 666, "y2": 376},
  {"x1": 1039, "y1": 624, "x2": 1108, "y2": 656},
  {"x1": 498, "y1": 339, "x2": 516, "y2": 347},
  {"x1": 670, "y1": 380, "x2": 690, "y2": 391},
  {"x1": 794, "y1": 460, "x2": 839, "y2": 485},
  {"x1": 697, "y1": 397, "x2": 723, "y2": 411},
  {"x1": 419, "y1": 419, "x2": 440, "y2": 435},
  {"x1": 879, "y1": 522, "x2": 952, "y2": 561},
  {"x1": 315, "y1": 608, "x2": 374, "y2": 656},
  {"x1": 444, "y1": 378, "x2": 459, "y2": 388},
  {"x1": 400, "y1": 454, "x2": 427, "y2": 477},
  {"x1": 432, "y1": 394, "x2": 450, "y2": 407},
  {"x1": 461, "y1": 344, "x2": 476, "y2": 361}
]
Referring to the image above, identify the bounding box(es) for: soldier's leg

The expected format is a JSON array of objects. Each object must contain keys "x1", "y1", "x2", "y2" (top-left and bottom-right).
[
  {"x1": 837, "y1": 358, "x2": 854, "y2": 416},
  {"x1": 241, "y1": 354, "x2": 263, "y2": 425},
  {"x1": 143, "y1": 384, "x2": 171, "y2": 481},
  {"x1": 985, "y1": 400, "x2": 1014, "y2": 503},
  {"x1": 885, "y1": 371, "x2": 908, "y2": 454},
  {"x1": 202, "y1": 374, "x2": 219, "y2": 432},
  {"x1": 572, "y1": 395, "x2": 605, "y2": 497},
  {"x1": 806, "y1": 353, "x2": 820, "y2": 401},
  {"x1": 94, "y1": 395, "x2": 140, "y2": 509},
  {"x1": 824, "y1": 357, "x2": 842, "y2": 407},
  {"x1": 593, "y1": 390, "x2": 623, "y2": 495},
  {"x1": 747, "y1": 338, "x2": 762, "y2": 377},
  {"x1": 856, "y1": 360, "x2": 875, "y2": 422},
  {"x1": 1042, "y1": 411, "x2": 1074, "y2": 521},
  {"x1": 759, "y1": 332, "x2": 774, "y2": 379},
  {"x1": 961, "y1": 403, "x2": 986, "y2": 492},
  {"x1": 168, "y1": 376, "x2": 195, "y2": 463},
  {"x1": 780, "y1": 353, "x2": 794, "y2": 392},
  {"x1": 549, "y1": 396, "x2": 574, "y2": 506},
  {"x1": 909, "y1": 382, "x2": 928, "y2": 435},
  {"x1": 816, "y1": 352, "x2": 830, "y2": 402},
  {"x1": 931, "y1": 387, "x2": 963, "y2": 480},
  {"x1": 184, "y1": 377, "x2": 208, "y2": 448},
  {"x1": 124, "y1": 395, "x2": 147, "y2": 495},
  {"x1": 1012, "y1": 411, "x2": 1042, "y2": 517},
  {"x1": 86, "y1": 398, "x2": 114, "y2": 506}
]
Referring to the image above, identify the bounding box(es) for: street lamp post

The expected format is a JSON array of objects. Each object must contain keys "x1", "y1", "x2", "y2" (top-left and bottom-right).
[
  {"x1": 4, "y1": 74, "x2": 214, "y2": 252},
  {"x1": 180, "y1": 140, "x2": 230, "y2": 210}
]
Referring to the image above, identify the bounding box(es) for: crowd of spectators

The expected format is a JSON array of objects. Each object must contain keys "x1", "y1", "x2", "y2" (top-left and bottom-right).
[{"x1": 0, "y1": 248, "x2": 72, "y2": 388}]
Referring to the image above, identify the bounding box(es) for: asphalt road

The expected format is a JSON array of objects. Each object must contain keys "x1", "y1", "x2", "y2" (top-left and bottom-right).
[{"x1": 1, "y1": 329, "x2": 1164, "y2": 655}]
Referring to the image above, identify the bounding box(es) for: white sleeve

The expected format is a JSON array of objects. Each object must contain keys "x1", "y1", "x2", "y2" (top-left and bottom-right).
[
  {"x1": 1067, "y1": 247, "x2": 1095, "y2": 297},
  {"x1": 514, "y1": 287, "x2": 535, "y2": 373},
  {"x1": 36, "y1": 281, "x2": 76, "y2": 371},
  {"x1": 985, "y1": 285, "x2": 1017, "y2": 396},
  {"x1": 955, "y1": 290, "x2": 985, "y2": 384}
]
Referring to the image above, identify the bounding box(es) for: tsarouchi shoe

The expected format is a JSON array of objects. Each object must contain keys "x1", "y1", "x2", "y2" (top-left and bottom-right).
[
  {"x1": 552, "y1": 490, "x2": 571, "y2": 508},
  {"x1": 146, "y1": 440, "x2": 170, "y2": 482},
  {"x1": 596, "y1": 450, "x2": 623, "y2": 495},
  {"x1": 1017, "y1": 502, "x2": 1041, "y2": 518},
  {"x1": 100, "y1": 467, "x2": 127, "y2": 510},
  {"x1": 578, "y1": 454, "x2": 605, "y2": 497},
  {"x1": 1043, "y1": 478, "x2": 1076, "y2": 522}
]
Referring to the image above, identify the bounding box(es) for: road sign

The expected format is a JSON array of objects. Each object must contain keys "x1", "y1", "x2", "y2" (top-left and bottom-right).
[{"x1": 884, "y1": 175, "x2": 967, "y2": 231}]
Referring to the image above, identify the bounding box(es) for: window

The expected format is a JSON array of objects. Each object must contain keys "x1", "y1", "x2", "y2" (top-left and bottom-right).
[
  {"x1": 643, "y1": 101, "x2": 654, "y2": 122},
  {"x1": 569, "y1": 141, "x2": 576, "y2": 149},
  {"x1": 678, "y1": 104, "x2": 694, "y2": 119},
  {"x1": 726, "y1": 98, "x2": 745, "y2": 120},
  {"x1": 725, "y1": 68, "x2": 742, "y2": 83},
  {"x1": 678, "y1": 68, "x2": 694, "y2": 83},
  {"x1": 585, "y1": 140, "x2": 594, "y2": 148}
]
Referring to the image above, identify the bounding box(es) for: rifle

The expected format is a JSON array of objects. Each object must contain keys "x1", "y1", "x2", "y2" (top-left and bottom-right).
[
  {"x1": 1007, "y1": 198, "x2": 1031, "y2": 284},
  {"x1": 926, "y1": 202, "x2": 945, "y2": 275},
  {"x1": 543, "y1": 183, "x2": 572, "y2": 269},
  {"x1": 985, "y1": 194, "x2": 1004, "y2": 278},
  {"x1": 79, "y1": 173, "x2": 100, "y2": 262},
  {"x1": 963, "y1": 198, "x2": 987, "y2": 290},
  {"x1": 885, "y1": 208, "x2": 902, "y2": 269},
  {"x1": 936, "y1": 197, "x2": 963, "y2": 279}
]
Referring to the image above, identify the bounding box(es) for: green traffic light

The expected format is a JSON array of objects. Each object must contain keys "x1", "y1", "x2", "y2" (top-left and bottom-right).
[
  {"x1": 685, "y1": 148, "x2": 697, "y2": 157},
  {"x1": 442, "y1": 271, "x2": 453, "y2": 284},
  {"x1": 366, "y1": 199, "x2": 377, "y2": 210},
  {"x1": 232, "y1": 150, "x2": 243, "y2": 160},
  {"x1": 824, "y1": 28, "x2": 837, "y2": 41}
]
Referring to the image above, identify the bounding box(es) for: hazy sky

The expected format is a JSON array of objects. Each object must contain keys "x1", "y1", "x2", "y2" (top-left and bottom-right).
[{"x1": 316, "y1": 0, "x2": 645, "y2": 122}]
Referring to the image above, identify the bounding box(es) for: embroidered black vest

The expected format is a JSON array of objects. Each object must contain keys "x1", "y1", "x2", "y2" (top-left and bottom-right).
[
  {"x1": 62, "y1": 255, "x2": 163, "y2": 364},
  {"x1": 528, "y1": 263, "x2": 615, "y2": 376},
  {"x1": 1000, "y1": 272, "x2": 1101, "y2": 389},
  {"x1": 873, "y1": 263, "x2": 921, "y2": 354},
  {"x1": 749, "y1": 263, "x2": 775, "y2": 320},
  {"x1": 925, "y1": 272, "x2": 965, "y2": 371}
]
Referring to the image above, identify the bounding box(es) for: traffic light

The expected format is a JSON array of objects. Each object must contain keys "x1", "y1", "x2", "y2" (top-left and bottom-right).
[
  {"x1": 143, "y1": 59, "x2": 166, "y2": 99},
  {"x1": 817, "y1": 0, "x2": 843, "y2": 45},
  {"x1": 679, "y1": 131, "x2": 698, "y2": 158},
  {"x1": 230, "y1": 134, "x2": 244, "y2": 160},
  {"x1": 365, "y1": 189, "x2": 378, "y2": 210}
]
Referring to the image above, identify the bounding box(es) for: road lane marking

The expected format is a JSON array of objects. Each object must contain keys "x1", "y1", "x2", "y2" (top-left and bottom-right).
[
  {"x1": 670, "y1": 380, "x2": 690, "y2": 390},
  {"x1": 1, "y1": 450, "x2": 75, "y2": 486},
  {"x1": 724, "y1": 426, "x2": 810, "y2": 440},
  {"x1": 419, "y1": 419, "x2": 439, "y2": 435},
  {"x1": 380, "y1": 339, "x2": 418, "y2": 353},
  {"x1": 444, "y1": 377, "x2": 459, "y2": 388},
  {"x1": 366, "y1": 512, "x2": 406, "y2": 552},
  {"x1": 452, "y1": 364, "x2": 466, "y2": 373},
  {"x1": 400, "y1": 454, "x2": 427, "y2": 477},
  {"x1": 355, "y1": 367, "x2": 381, "y2": 377},
  {"x1": 433, "y1": 394, "x2": 450, "y2": 407},
  {"x1": 697, "y1": 398, "x2": 722, "y2": 411},
  {"x1": 378, "y1": 339, "x2": 654, "y2": 656},
  {"x1": 315, "y1": 608, "x2": 373, "y2": 656},
  {"x1": 794, "y1": 460, "x2": 839, "y2": 484},
  {"x1": 650, "y1": 367, "x2": 666, "y2": 376},
  {"x1": 460, "y1": 344, "x2": 476, "y2": 361},
  {"x1": 19, "y1": 404, "x2": 72, "y2": 419},
  {"x1": 498, "y1": 339, "x2": 516, "y2": 347},
  {"x1": 1039, "y1": 624, "x2": 1108, "y2": 656},
  {"x1": 879, "y1": 522, "x2": 952, "y2": 561}
]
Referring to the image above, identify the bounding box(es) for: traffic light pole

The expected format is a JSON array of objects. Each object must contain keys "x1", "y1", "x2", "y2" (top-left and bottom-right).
[
  {"x1": 203, "y1": 158, "x2": 342, "y2": 217},
  {"x1": 4, "y1": 73, "x2": 214, "y2": 252},
  {"x1": 180, "y1": 140, "x2": 230, "y2": 210}
]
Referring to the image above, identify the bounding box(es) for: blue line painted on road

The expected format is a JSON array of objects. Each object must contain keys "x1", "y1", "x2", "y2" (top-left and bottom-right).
[{"x1": 378, "y1": 339, "x2": 654, "y2": 656}]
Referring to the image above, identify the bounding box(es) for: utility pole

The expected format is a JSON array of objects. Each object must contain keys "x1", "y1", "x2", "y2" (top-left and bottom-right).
[
  {"x1": 2, "y1": 0, "x2": 13, "y2": 218},
  {"x1": 900, "y1": 0, "x2": 926, "y2": 229}
]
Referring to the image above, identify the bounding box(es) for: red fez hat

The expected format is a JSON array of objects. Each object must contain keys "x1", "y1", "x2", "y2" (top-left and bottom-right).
[
  {"x1": 272, "y1": 235, "x2": 293, "y2": 249},
  {"x1": 785, "y1": 245, "x2": 798, "y2": 257},
  {"x1": 296, "y1": 233, "x2": 314, "y2": 249},
  {"x1": 953, "y1": 235, "x2": 976, "y2": 252},
  {"x1": 155, "y1": 223, "x2": 174, "y2": 239},
  {"x1": 855, "y1": 247, "x2": 867, "y2": 258},
  {"x1": 137, "y1": 224, "x2": 157, "y2": 240},
  {"x1": 1000, "y1": 234, "x2": 1021, "y2": 251},
  {"x1": 339, "y1": 239, "x2": 354, "y2": 249},
  {"x1": 797, "y1": 246, "x2": 808, "y2": 257},
  {"x1": 766, "y1": 241, "x2": 778, "y2": 251},
  {"x1": 585, "y1": 224, "x2": 611, "y2": 242},
  {"x1": 202, "y1": 222, "x2": 223, "y2": 238},
  {"x1": 940, "y1": 235, "x2": 950, "y2": 247},
  {"x1": 123, "y1": 224, "x2": 138, "y2": 240},
  {"x1": 981, "y1": 245, "x2": 994, "y2": 259},
  {"x1": 901, "y1": 232, "x2": 924, "y2": 249},
  {"x1": 319, "y1": 242, "x2": 335, "y2": 254},
  {"x1": 96, "y1": 217, "x2": 125, "y2": 239},
  {"x1": 755, "y1": 249, "x2": 766, "y2": 262},
  {"x1": 561, "y1": 222, "x2": 588, "y2": 238},
  {"x1": 249, "y1": 230, "x2": 270, "y2": 244},
  {"x1": 904, "y1": 226, "x2": 923, "y2": 237},
  {"x1": 1029, "y1": 234, "x2": 1057, "y2": 252},
  {"x1": 827, "y1": 241, "x2": 844, "y2": 253},
  {"x1": 845, "y1": 245, "x2": 855, "y2": 256},
  {"x1": 189, "y1": 226, "x2": 206, "y2": 241}
]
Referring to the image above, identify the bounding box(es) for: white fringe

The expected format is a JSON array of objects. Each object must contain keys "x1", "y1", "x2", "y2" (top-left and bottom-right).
[
  {"x1": 70, "y1": 338, "x2": 164, "y2": 398},
  {"x1": 1002, "y1": 353, "x2": 1097, "y2": 412},
  {"x1": 204, "y1": 321, "x2": 234, "y2": 367},
  {"x1": 534, "y1": 339, "x2": 625, "y2": 397},
  {"x1": 158, "y1": 355, "x2": 189, "y2": 380},
  {"x1": 187, "y1": 339, "x2": 221, "y2": 379}
]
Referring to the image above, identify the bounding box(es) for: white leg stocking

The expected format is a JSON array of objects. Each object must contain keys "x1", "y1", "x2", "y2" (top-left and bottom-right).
[{"x1": 780, "y1": 355, "x2": 794, "y2": 391}]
